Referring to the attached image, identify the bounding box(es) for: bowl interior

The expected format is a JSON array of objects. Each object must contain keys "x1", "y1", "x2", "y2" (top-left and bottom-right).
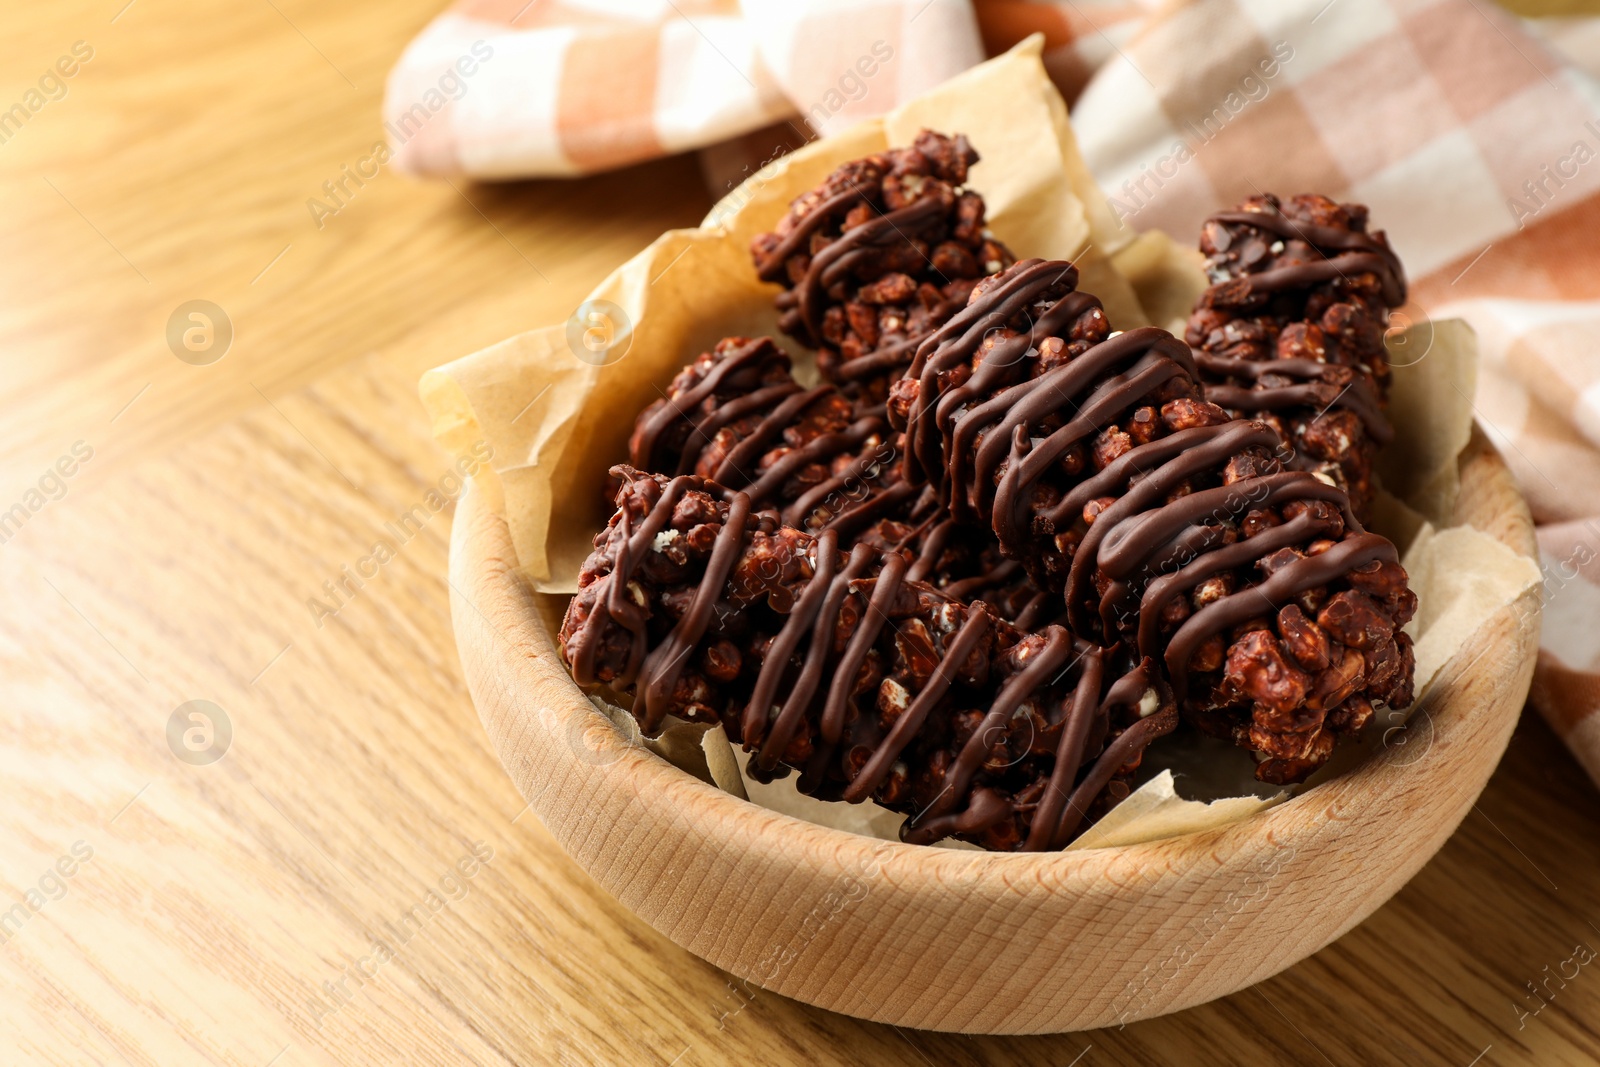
[{"x1": 448, "y1": 426, "x2": 1540, "y2": 1033}]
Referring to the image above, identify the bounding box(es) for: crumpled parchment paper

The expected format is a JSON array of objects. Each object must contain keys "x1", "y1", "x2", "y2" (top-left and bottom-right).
[{"x1": 423, "y1": 38, "x2": 1541, "y2": 851}]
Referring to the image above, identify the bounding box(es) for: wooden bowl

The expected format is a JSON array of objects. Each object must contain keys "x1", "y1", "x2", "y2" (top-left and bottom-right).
[{"x1": 448, "y1": 427, "x2": 1539, "y2": 1034}]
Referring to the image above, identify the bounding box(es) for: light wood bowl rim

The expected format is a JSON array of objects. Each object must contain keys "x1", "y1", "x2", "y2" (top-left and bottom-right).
[{"x1": 448, "y1": 425, "x2": 1539, "y2": 1033}]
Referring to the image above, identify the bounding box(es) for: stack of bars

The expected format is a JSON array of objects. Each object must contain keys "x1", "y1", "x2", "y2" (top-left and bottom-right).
[{"x1": 560, "y1": 131, "x2": 1419, "y2": 852}]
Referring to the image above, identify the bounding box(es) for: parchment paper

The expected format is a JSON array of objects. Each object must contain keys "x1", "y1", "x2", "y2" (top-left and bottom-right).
[{"x1": 423, "y1": 38, "x2": 1541, "y2": 851}]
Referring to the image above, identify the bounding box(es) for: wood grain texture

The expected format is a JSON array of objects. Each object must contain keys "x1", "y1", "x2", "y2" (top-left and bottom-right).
[
  {"x1": 450, "y1": 428, "x2": 1543, "y2": 1035},
  {"x1": 2, "y1": 0, "x2": 1598, "y2": 1063}
]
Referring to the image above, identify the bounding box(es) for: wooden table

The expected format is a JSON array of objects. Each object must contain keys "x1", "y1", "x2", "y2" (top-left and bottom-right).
[{"x1": 2, "y1": 2, "x2": 1597, "y2": 1064}]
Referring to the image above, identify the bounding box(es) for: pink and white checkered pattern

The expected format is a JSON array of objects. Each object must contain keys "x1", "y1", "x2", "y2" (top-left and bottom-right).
[
  {"x1": 1068, "y1": 0, "x2": 1600, "y2": 790},
  {"x1": 386, "y1": 0, "x2": 1600, "y2": 790},
  {"x1": 381, "y1": 0, "x2": 1150, "y2": 176}
]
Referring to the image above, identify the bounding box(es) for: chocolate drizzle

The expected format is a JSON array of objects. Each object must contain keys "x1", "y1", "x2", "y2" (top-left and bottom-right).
[
  {"x1": 750, "y1": 131, "x2": 1017, "y2": 402},
  {"x1": 896, "y1": 259, "x2": 1403, "y2": 707},
  {"x1": 562, "y1": 469, "x2": 1176, "y2": 850},
  {"x1": 1207, "y1": 208, "x2": 1406, "y2": 307},
  {"x1": 1194, "y1": 350, "x2": 1394, "y2": 446},
  {"x1": 1187, "y1": 195, "x2": 1408, "y2": 523},
  {"x1": 629, "y1": 337, "x2": 906, "y2": 538},
  {"x1": 630, "y1": 338, "x2": 794, "y2": 477},
  {"x1": 567, "y1": 166, "x2": 1425, "y2": 846},
  {"x1": 762, "y1": 193, "x2": 948, "y2": 353},
  {"x1": 627, "y1": 337, "x2": 1048, "y2": 618}
]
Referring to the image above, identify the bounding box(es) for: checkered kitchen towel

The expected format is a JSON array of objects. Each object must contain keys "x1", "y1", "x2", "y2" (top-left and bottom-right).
[
  {"x1": 386, "y1": 0, "x2": 1600, "y2": 790},
  {"x1": 381, "y1": 0, "x2": 1160, "y2": 176}
]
